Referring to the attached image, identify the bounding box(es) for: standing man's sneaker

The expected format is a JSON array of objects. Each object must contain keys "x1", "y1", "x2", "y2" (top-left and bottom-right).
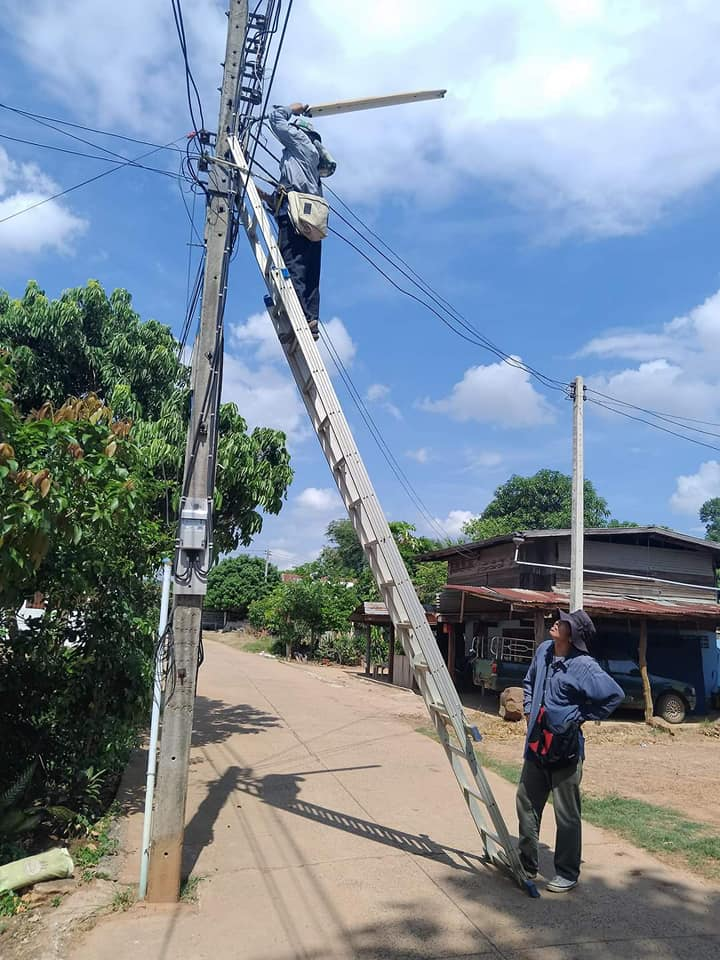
[
  {"x1": 546, "y1": 876, "x2": 577, "y2": 893},
  {"x1": 307, "y1": 319, "x2": 319, "y2": 341}
]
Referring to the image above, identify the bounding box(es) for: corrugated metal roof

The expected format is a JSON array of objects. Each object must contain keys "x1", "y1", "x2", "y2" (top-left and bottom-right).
[
  {"x1": 418, "y1": 526, "x2": 720, "y2": 561},
  {"x1": 349, "y1": 602, "x2": 437, "y2": 625},
  {"x1": 444, "y1": 585, "x2": 720, "y2": 620}
]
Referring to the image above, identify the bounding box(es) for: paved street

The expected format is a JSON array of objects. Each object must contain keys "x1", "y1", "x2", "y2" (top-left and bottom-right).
[{"x1": 71, "y1": 639, "x2": 720, "y2": 960}]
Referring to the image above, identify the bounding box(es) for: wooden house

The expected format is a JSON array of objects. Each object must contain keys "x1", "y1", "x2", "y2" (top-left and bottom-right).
[{"x1": 418, "y1": 527, "x2": 720, "y2": 713}]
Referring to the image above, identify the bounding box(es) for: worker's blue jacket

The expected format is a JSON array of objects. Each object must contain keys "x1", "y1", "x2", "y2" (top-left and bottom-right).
[
  {"x1": 269, "y1": 105, "x2": 322, "y2": 200},
  {"x1": 522, "y1": 639, "x2": 624, "y2": 760}
]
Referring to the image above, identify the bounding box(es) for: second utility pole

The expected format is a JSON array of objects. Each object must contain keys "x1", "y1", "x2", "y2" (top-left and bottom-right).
[
  {"x1": 146, "y1": 0, "x2": 248, "y2": 902},
  {"x1": 570, "y1": 376, "x2": 585, "y2": 611}
]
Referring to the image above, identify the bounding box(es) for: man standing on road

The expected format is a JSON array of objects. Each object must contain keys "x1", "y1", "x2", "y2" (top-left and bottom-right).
[
  {"x1": 517, "y1": 609, "x2": 623, "y2": 893},
  {"x1": 265, "y1": 102, "x2": 335, "y2": 341}
]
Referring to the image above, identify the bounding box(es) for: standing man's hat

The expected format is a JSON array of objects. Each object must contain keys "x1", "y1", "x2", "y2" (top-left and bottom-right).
[{"x1": 557, "y1": 609, "x2": 596, "y2": 652}]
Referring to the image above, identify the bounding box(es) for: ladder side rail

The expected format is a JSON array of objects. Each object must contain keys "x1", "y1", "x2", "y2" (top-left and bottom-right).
[{"x1": 230, "y1": 140, "x2": 533, "y2": 893}]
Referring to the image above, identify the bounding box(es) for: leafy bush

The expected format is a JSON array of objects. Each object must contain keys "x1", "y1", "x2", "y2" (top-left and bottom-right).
[{"x1": 316, "y1": 631, "x2": 363, "y2": 665}]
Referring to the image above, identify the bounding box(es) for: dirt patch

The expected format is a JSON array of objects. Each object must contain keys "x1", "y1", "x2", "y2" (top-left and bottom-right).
[
  {"x1": 466, "y1": 709, "x2": 720, "y2": 830},
  {"x1": 306, "y1": 660, "x2": 720, "y2": 832}
]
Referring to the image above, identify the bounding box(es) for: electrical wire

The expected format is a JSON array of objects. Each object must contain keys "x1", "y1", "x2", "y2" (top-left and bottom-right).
[
  {"x1": 0, "y1": 136, "x2": 185, "y2": 226},
  {"x1": 0, "y1": 131, "x2": 194, "y2": 183},
  {"x1": 320, "y1": 326, "x2": 460, "y2": 546},
  {"x1": 586, "y1": 397, "x2": 720, "y2": 453},
  {"x1": 0, "y1": 100, "x2": 185, "y2": 153},
  {"x1": 170, "y1": 0, "x2": 206, "y2": 136}
]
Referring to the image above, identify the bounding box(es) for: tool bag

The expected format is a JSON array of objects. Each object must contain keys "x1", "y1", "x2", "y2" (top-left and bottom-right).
[
  {"x1": 287, "y1": 191, "x2": 329, "y2": 242},
  {"x1": 527, "y1": 655, "x2": 581, "y2": 769}
]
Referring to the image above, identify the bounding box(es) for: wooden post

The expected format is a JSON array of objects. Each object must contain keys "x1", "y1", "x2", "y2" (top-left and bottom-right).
[
  {"x1": 638, "y1": 619, "x2": 653, "y2": 722},
  {"x1": 365, "y1": 624, "x2": 371, "y2": 676},
  {"x1": 447, "y1": 626, "x2": 456, "y2": 685},
  {"x1": 387, "y1": 624, "x2": 395, "y2": 684},
  {"x1": 533, "y1": 609, "x2": 545, "y2": 650},
  {"x1": 570, "y1": 376, "x2": 585, "y2": 612},
  {"x1": 146, "y1": 0, "x2": 249, "y2": 904}
]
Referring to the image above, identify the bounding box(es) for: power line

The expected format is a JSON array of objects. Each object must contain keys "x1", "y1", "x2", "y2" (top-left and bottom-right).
[
  {"x1": 586, "y1": 397, "x2": 720, "y2": 453},
  {"x1": 320, "y1": 325, "x2": 472, "y2": 550},
  {"x1": 0, "y1": 100, "x2": 185, "y2": 153},
  {"x1": 0, "y1": 131, "x2": 193, "y2": 184},
  {"x1": 170, "y1": 0, "x2": 206, "y2": 135},
  {"x1": 0, "y1": 137, "x2": 185, "y2": 227}
]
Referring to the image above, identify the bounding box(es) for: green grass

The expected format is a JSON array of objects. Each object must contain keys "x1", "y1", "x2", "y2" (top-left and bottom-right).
[
  {"x1": 180, "y1": 874, "x2": 204, "y2": 902},
  {"x1": 415, "y1": 725, "x2": 720, "y2": 880},
  {"x1": 244, "y1": 637, "x2": 274, "y2": 654},
  {"x1": 0, "y1": 890, "x2": 20, "y2": 917},
  {"x1": 74, "y1": 805, "x2": 119, "y2": 879},
  {"x1": 111, "y1": 886, "x2": 135, "y2": 912},
  {"x1": 582, "y1": 795, "x2": 720, "y2": 879}
]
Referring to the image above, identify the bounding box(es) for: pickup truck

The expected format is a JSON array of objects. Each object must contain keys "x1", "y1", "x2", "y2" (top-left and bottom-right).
[{"x1": 471, "y1": 638, "x2": 696, "y2": 723}]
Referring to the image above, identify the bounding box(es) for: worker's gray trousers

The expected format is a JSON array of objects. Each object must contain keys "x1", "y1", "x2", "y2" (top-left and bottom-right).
[{"x1": 516, "y1": 759, "x2": 583, "y2": 881}]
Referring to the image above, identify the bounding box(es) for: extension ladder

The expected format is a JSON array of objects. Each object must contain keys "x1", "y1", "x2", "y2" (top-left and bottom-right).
[{"x1": 228, "y1": 136, "x2": 538, "y2": 897}]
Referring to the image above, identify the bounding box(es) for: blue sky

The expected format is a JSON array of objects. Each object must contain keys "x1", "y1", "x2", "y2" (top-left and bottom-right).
[{"x1": 3, "y1": 0, "x2": 720, "y2": 568}]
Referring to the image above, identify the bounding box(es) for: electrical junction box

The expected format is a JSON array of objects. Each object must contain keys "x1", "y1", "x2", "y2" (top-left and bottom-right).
[{"x1": 179, "y1": 503, "x2": 208, "y2": 552}]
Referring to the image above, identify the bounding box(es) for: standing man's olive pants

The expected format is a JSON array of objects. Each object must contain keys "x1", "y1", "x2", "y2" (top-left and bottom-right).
[{"x1": 516, "y1": 759, "x2": 583, "y2": 881}]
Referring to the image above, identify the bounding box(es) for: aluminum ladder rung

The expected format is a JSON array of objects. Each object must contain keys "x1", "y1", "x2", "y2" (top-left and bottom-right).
[{"x1": 230, "y1": 135, "x2": 537, "y2": 897}]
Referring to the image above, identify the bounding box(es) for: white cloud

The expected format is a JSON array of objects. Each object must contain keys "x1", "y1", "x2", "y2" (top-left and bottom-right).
[
  {"x1": 406, "y1": 447, "x2": 430, "y2": 464},
  {"x1": 434, "y1": 509, "x2": 475, "y2": 538},
  {"x1": 465, "y1": 450, "x2": 504, "y2": 470},
  {"x1": 670, "y1": 461, "x2": 720, "y2": 515},
  {"x1": 221, "y1": 353, "x2": 307, "y2": 443},
  {"x1": 9, "y1": 1, "x2": 720, "y2": 235},
  {"x1": 321, "y1": 316, "x2": 357, "y2": 368},
  {"x1": 422, "y1": 357, "x2": 555, "y2": 428},
  {"x1": 366, "y1": 381, "x2": 402, "y2": 420},
  {"x1": 0, "y1": 148, "x2": 86, "y2": 254},
  {"x1": 230, "y1": 312, "x2": 285, "y2": 364},
  {"x1": 295, "y1": 486, "x2": 341, "y2": 512},
  {"x1": 584, "y1": 289, "x2": 720, "y2": 420},
  {"x1": 366, "y1": 383, "x2": 390, "y2": 402}
]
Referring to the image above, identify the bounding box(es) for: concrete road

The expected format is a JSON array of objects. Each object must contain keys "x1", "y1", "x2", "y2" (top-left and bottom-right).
[{"x1": 71, "y1": 639, "x2": 720, "y2": 960}]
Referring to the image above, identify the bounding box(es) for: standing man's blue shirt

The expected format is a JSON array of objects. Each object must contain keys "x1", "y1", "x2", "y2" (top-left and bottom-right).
[{"x1": 522, "y1": 639, "x2": 624, "y2": 760}]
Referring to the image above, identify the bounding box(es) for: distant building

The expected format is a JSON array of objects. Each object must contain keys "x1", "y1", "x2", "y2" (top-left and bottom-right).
[{"x1": 419, "y1": 526, "x2": 720, "y2": 713}]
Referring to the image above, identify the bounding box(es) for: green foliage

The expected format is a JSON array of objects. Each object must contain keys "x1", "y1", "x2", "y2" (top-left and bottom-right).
[
  {"x1": 462, "y1": 469, "x2": 612, "y2": 540},
  {"x1": 0, "y1": 890, "x2": 20, "y2": 917},
  {"x1": 180, "y1": 874, "x2": 204, "y2": 902},
  {"x1": 111, "y1": 886, "x2": 135, "y2": 911},
  {"x1": 303, "y1": 518, "x2": 445, "y2": 605},
  {"x1": 0, "y1": 281, "x2": 293, "y2": 552},
  {"x1": 249, "y1": 578, "x2": 360, "y2": 655},
  {"x1": 700, "y1": 498, "x2": 720, "y2": 542},
  {"x1": 0, "y1": 355, "x2": 165, "y2": 819},
  {"x1": 316, "y1": 631, "x2": 364, "y2": 665},
  {"x1": 73, "y1": 807, "x2": 119, "y2": 873},
  {"x1": 206, "y1": 555, "x2": 280, "y2": 617},
  {"x1": 412, "y1": 561, "x2": 448, "y2": 606}
]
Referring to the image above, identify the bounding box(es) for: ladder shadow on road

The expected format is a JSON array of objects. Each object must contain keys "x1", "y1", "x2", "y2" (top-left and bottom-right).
[{"x1": 234, "y1": 767, "x2": 494, "y2": 876}]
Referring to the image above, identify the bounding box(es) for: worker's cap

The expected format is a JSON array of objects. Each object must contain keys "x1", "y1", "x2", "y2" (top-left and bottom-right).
[
  {"x1": 557, "y1": 609, "x2": 596, "y2": 653},
  {"x1": 291, "y1": 116, "x2": 322, "y2": 141}
]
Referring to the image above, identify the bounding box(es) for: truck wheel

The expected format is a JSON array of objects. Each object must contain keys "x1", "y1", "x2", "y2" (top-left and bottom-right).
[{"x1": 655, "y1": 692, "x2": 687, "y2": 724}]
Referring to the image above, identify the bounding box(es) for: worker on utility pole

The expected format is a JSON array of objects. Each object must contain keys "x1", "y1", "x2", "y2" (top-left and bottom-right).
[{"x1": 263, "y1": 101, "x2": 336, "y2": 340}]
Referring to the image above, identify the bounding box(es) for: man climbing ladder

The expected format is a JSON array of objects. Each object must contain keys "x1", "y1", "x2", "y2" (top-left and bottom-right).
[{"x1": 264, "y1": 101, "x2": 336, "y2": 340}]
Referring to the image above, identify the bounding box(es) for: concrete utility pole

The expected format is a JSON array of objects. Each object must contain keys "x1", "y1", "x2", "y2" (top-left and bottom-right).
[
  {"x1": 263, "y1": 548, "x2": 271, "y2": 581},
  {"x1": 146, "y1": 0, "x2": 248, "y2": 902},
  {"x1": 570, "y1": 376, "x2": 585, "y2": 612}
]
